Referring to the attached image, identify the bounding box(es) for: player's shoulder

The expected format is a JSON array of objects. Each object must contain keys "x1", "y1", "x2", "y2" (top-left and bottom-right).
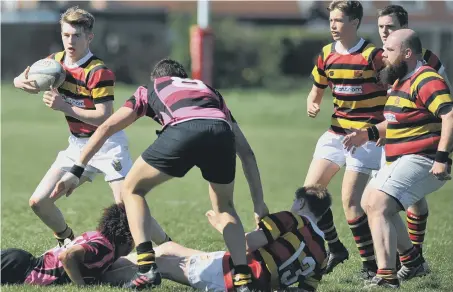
[
  {"x1": 319, "y1": 42, "x2": 336, "y2": 60},
  {"x1": 48, "y1": 51, "x2": 65, "y2": 63},
  {"x1": 360, "y1": 40, "x2": 382, "y2": 61}
]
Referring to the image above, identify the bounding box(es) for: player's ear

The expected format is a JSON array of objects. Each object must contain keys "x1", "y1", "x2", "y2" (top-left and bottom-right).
[{"x1": 87, "y1": 32, "x2": 94, "y2": 43}]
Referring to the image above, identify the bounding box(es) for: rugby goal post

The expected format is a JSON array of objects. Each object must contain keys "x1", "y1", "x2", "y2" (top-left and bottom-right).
[{"x1": 190, "y1": 0, "x2": 214, "y2": 85}]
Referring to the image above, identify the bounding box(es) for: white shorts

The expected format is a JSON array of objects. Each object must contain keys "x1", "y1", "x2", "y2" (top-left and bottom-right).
[
  {"x1": 187, "y1": 251, "x2": 226, "y2": 292},
  {"x1": 51, "y1": 131, "x2": 133, "y2": 182},
  {"x1": 369, "y1": 155, "x2": 446, "y2": 210},
  {"x1": 313, "y1": 131, "x2": 382, "y2": 174}
]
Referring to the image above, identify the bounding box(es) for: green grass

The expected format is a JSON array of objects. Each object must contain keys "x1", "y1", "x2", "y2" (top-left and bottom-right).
[{"x1": 1, "y1": 82, "x2": 452, "y2": 291}]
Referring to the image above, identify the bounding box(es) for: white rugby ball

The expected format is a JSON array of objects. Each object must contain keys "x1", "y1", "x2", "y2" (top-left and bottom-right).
[{"x1": 27, "y1": 58, "x2": 66, "y2": 91}]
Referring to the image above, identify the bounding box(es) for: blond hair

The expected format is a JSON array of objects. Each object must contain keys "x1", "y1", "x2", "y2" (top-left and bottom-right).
[
  {"x1": 328, "y1": 1, "x2": 363, "y2": 28},
  {"x1": 60, "y1": 6, "x2": 95, "y2": 33}
]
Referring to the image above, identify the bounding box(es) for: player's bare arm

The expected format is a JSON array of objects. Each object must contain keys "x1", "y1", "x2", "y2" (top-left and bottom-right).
[
  {"x1": 13, "y1": 66, "x2": 40, "y2": 94},
  {"x1": 342, "y1": 121, "x2": 388, "y2": 152},
  {"x1": 58, "y1": 245, "x2": 87, "y2": 286},
  {"x1": 430, "y1": 106, "x2": 453, "y2": 180},
  {"x1": 50, "y1": 107, "x2": 138, "y2": 198},
  {"x1": 232, "y1": 122, "x2": 269, "y2": 222},
  {"x1": 307, "y1": 85, "x2": 324, "y2": 118},
  {"x1": 42, "y1": 89, "x2": 114, "y2": 126}
]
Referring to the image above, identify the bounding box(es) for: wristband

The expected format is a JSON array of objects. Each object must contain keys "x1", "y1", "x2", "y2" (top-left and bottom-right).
[
  {"x1": 69, "y1": 164, "x2": 85, "y2": 179},
  {"x1": 435, "y1": 151, "x2": 450, "y2": 163},
  {"x1": 367, "y1": 126, "x2": 379, "y2": 142}
]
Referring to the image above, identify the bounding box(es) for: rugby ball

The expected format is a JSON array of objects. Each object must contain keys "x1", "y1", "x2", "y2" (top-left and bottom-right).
[{"x1": 27, "y1": 58, "x2": 66, "y2": 91}]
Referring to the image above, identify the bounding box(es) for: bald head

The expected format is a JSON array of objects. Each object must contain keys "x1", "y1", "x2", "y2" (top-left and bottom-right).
[{"x1": 387, "y1": 29, "x2": 422, "y2": 56}]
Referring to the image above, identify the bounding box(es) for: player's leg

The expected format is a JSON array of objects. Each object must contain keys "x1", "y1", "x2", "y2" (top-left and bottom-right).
[
  {"x1": 363, "y1": 155, "x2": 444, "y2": 288},
  {"x1": 305, "y1": 131, "x2": 347, "y2": 273},
  {"x1": 108, "y1": 179, "x2": 124, "y2": 204},
  {"x1": 122, "y1": 124, "x2": 199, "y2": 290},
  {"x1": 406, "y1": 198, "x2": 429, "y2": 267},
  {"x1": 197, "y1": 120, "x2": 254, "y2": 291},
  {"x1": 1, "y1": 248, "x2": 38, "y2": 284},
  {"x1": 343, "y1": 140, "x2": 382, "y2": 278},
  {"x1": 29, "y1": 165, "x2": 90, "y2": 246}
]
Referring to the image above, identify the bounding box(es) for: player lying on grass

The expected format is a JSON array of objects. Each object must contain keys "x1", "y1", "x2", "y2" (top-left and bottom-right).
[
  {"x1": 51, "y1": 58, "x2": 269, "y2": 291},
  {"x1": 1, "y1": 203, "x2": 134, "y2": 286},
  {"x1": 101, "y1": 185, "x2": 330, "y2": 292}
]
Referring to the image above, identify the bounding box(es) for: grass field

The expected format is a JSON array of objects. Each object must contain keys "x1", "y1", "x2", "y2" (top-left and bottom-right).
[{"x1": 1, "y1": 82, "x2": 452, "y2": 292}]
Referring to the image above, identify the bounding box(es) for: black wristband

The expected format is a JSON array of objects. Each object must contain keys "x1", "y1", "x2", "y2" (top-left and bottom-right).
[
  {"x1": 367, "y1": 126, "x2": 379, "y2": 141},
  {"x1": 435, "y1": 151, "x2": 450, "y2": 163},
  {"x1": 69, "y1": 165, "x2": 84, "y2": 179}
]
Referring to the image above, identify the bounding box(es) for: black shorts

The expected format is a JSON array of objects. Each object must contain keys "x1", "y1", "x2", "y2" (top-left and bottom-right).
[
  {"x1": 1, "y1": 248, "x2": 37, "y2": 284},
  {"x1": 142, "y1": 119, "x2": 236, "y2": 184}
]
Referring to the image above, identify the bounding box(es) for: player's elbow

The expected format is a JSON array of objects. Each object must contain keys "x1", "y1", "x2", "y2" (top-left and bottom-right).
[{"x1": 58, "y1": 250, "x2": 74, "y2": 264}]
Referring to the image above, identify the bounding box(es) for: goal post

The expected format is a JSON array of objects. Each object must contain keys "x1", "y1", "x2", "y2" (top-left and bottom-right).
[{"x1": 190, "y1": 0, "x2": 214, "y2": 85}]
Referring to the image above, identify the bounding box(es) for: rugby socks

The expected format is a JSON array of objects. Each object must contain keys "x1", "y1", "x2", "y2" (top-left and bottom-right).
[
  {"x1": 399, "y1": 246, "x2": 422, "y2": 268},
  {"x1": 317, "y1": 208, "x2": 343, "y2": 252},
  {"x1": 376, "y1": 269, "x2": 399, "y2": 286},
  {"x1": 406, "y1": 211, "x2": 428, "y2": 258},
  {"x1": 136, "y1": 241, "x2": 156, "y2": 273},
  {"x1": 54, "y1": 224, "x2": 74, "y2": 245},
  {"x1": 233, "y1": 265, "x2": 253, "y2": 288},
  {"x1": 348, "y1": 214, "x2": 377, "y2": 271}
]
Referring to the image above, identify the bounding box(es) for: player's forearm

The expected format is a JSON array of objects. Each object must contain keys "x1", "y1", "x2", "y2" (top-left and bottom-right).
[
  {"x1": 240, "y1": 154, "x2": 265, "y2": 206},
  {"x1": 63, "y1": 106, "x2": 111, "y2": 126},
  {"x1": 59, "y1": 252, "x2": 85, "y2": 285},
  {"x1": 376, "y1": 120, "x2": 388, "y2": 138},
  {"x1": 307, "y1": 87, "x2": 324, "y2": 105},
  {"x1": 79, "y1": 124, "x2": 115, "y2": 165},
  {"x1": 438, "y1": 111, "x2": 453, "y2": 153}
]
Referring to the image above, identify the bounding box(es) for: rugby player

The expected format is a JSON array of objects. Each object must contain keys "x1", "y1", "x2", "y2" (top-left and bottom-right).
[
  {"x1": 13, "y1": 6, "x2": 133, "y2": 247},
  {"x1": 344, "y1": 29, "x2": 453, "y2": 288},
  {"x1": 306, "y1": 0, "x2": 386, "y2": 277},
  {"x1": 51, "y1": 59, "x2": 269, "y2": 291},
  {"x1": 1, "y1": 204, "x2": 134, "y2": 286},
  {"x1": 101, "y1": 185, "x2": 330, "y2": 292},
  {"x1": 376, "y1": 5, "x2": 451, "y2": 268}
]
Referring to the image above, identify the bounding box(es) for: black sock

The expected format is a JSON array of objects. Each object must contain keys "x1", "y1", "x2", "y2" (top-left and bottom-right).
[{"x1": 233, "y1": 265, "x2": 252, "y2": 287}]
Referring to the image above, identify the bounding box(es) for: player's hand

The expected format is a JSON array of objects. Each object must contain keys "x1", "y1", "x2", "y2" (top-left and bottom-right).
[
  {"x1": 13, "y1": 66, "x2": 40, "y2": 94},
  {"x1": 343, "y1": 129, "x2": 368, "y2": 153},
  {"x1": 307, "y1": 101, "x2": 320, "y2": 118},
  {"x1": 205, "y1": 210, "x2": 224, "y2": 234},
  {"x1": 429, "y1": 161, "x2": 452, "y2": 181},
  {"x1": 376, "y1": 137, "x2": 386, "y2": 147},
  {"x1": 50, "y1": 172, "x2": 80, "y2": 199},
  {"x1": 254, "y1": 202, "x2": 269, "y2": 226},
  {"x1": 43, "y1": 88, "x2": 68, "y2": 111}
]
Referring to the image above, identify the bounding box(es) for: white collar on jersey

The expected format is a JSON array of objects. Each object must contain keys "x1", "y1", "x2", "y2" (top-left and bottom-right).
[
  {"x1": 335, "y1": 38, "x2": 365, "y2": 55},
  {"x1": 400, "y1": 60, "x2": 424, "y2": 82},
  {"x1": 64, "y1": 50, "x2": 93, "y2": 69}
]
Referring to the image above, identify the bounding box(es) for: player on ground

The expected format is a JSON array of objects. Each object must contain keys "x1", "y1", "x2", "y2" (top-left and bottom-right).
[
  {"x1": 102, "y1": 185, "x2": 330, "y2": 292},
  {"x1": 1, "y1": 203, "x2": 134, "y2": 286},
  {"x1": 12, "y1": 6, "x2": 133, "y2": 247},
  {"x1": 51, "y1": 59, "x2": 269, "y2": 291},
  {"x1": 375, "y1": 5, "x2": 451, "y2": 269},
  {"x1": 306, "y1": 0, "x2": 386, "y2": 278},
  {"x1": 344, "y1": 29, "x2": 453, "y2": 288}
]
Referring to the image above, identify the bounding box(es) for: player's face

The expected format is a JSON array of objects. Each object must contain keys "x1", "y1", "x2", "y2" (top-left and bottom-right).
[
  {"x1": 378, "y1": 15, "x2": 403, "y2": 44},
  {"x1": 382, "y1": 35, "x2": 402, "y2": 66},
  {"x1": 61, "y1": 22, "x2": 93, "y2": 61},
  {"x1": 329, "y1": 9, "x2": 358, "y2": 41}
]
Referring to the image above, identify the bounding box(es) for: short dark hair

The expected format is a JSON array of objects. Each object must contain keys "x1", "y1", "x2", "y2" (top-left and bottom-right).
[
  {"x1": 295, "y1": 185, "x2": 332, "y2": 218},
  {"x1": 97, "y1": 203, "x2": 133, "y2": 248},
  {"x1": 378, "y1": 5, "x2": 408, "y2": 27},
  {"x1": 402, "y1": 32, "x2": 422, "y2": 56},
  {"x1": 328, "y1": 1, "x2": 363, "y2": 28},
  {"x1": 150, "y1": 59, "x2": 188, "y2": 81}
]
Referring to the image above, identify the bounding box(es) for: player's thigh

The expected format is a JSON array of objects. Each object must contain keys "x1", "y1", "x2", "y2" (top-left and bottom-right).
[
  {"x1": 185, "y1": 251, "x2": 226, "y2": 292},
  {"x1": 155, "y1": 242, "x2": 204, "y2": 258},
  {"x1": 345, "y1": 140, "x2": 382, "y2": 175},
  {"x1": 305, "y1": 131, "x2": 344, "y2": 186},
  {"x1": 122, "y1": 156, "x2": 173, "y2": 197},
  {"x1": 197, "y1": 121, "x2": 236, "y2": 185},
  {"x1": 1, "y1": 248, "x2": 36, "y2": 284},
  {"x1": 368, "y1": 155, "x2": 446, "y2": 210},
  {"x1": 108, "y1": 179, "x2": 124, "y2": 203}
]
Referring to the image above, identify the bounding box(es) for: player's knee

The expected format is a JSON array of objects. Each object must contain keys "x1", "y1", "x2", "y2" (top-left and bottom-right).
[
  {"x1": 29, "y1": 197, "x2": 42, "y2": 211},
  {"x1": 341, "y1": 191, "x2": 361, "y2": 210}
]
